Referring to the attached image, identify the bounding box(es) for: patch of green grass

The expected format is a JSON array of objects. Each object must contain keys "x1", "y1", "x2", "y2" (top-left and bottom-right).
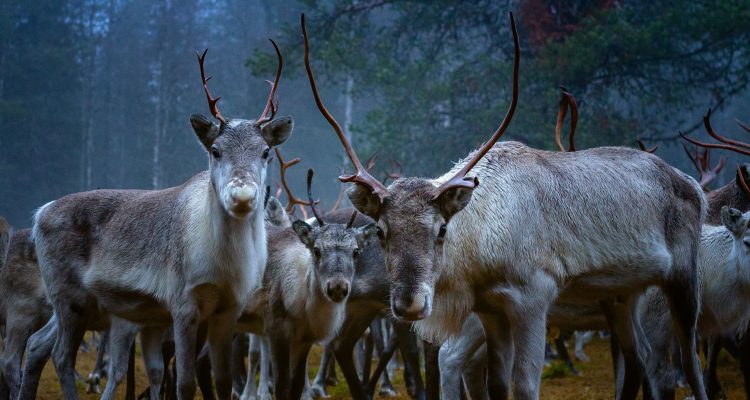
[{"x1": 542, "y1": 360, "x2": 573, "y2": 380}]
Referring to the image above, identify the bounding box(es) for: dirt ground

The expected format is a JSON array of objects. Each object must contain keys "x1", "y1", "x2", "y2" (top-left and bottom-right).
[{"x1": 33, "y1": 335, "x2": 746, "y2": 399}]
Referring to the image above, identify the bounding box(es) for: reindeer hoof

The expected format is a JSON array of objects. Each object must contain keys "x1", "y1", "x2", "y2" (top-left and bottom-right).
[
  {"x1": 379, "y1": 385, "x2": 398, "y2": 397},
  {"x1": 310, "y1": 383, "x2": 329, "y2": 398}
]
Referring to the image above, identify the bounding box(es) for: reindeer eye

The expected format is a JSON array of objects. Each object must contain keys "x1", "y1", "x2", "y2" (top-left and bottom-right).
[
  {"x1": 211, "y1": 146, "x2": 221, "y2": 159},
  {"x1": 437, "y1": 224, "x2": 447, "y2": 239},
  {"x1": 262, "y1": 148, "x2": 270, "y2": 160},
  {"x1": 353, "y1": 248, "x2": 360, "y2": 259},
  {"x1": 376, "y1": 227, "x2": 385, "y2": 240}
]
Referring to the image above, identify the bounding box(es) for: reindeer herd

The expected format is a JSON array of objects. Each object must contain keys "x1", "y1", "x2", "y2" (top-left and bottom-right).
[{"x1": 2, "y1": 11, "x2": 750, "y2": 400}]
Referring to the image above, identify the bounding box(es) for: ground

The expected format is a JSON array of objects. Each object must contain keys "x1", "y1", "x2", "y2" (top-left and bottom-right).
[{"x1": 33, "y1": 335, "x2": 746, "y2": 399}]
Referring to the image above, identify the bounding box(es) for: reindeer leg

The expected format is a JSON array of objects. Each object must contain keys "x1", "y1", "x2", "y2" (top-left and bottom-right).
[
  {"x1": 240, "y1": 334, "x2": 260, "y2": 400},
  {"x1": 0, "y1": 313, "x2": 36, "y2": 400},
  {"x1": 208, "y1": 308, "x2": 240, "y2": 400},
  {"x1": 141, "y1": 326, "x2": 166, "y2": 400},
  {"x1": 439, "y1": 314, "x2": 485, "y2": 400},
  {"x1": 86, "y1": 330, "x2": 109, "y2": 394},
  {"x1": 478, "y1": 312, "x2": 513, "y2": 400},
  {"x1": 196, "y1": 343, "x2": 215, "y2": 400},
  {"x1": 662, "y1": 267, "x2": 708, "y2": 400},
  {"x1": 311, "y1": 344, "x2": 332, "y2": 398},
  {"x1": 172, "y1": 304, "x2": 199, "y2": 400},
  {"x1": 100, "y1": 317, "x2": 139, "y2": 400},
  {"x1": 740, "y1": 327, "x2": 750, "y2": 400},
  {"x1": 232, "y1": 334, "x2": 247, "y2": 397},
  {"x1": 394, "y1": 323, "x2": 425, "y2": 400},
  {"x1": 257, "y1": 336, "x2": 273, "y2": 400},
  {"x1": 600, "y1": 296, "x2": 648, "y2": 400},
  {"x1": 463, "y1": 342, "x2": 489, "y2": 400},
  {"x1": 333, "y1": 319, "x2": 370, "y2": 400},
  {"x1": 704, "y1": 337, "x2": 724, "y2": 400},
  {"x1": 17, "y1": 315, "x2": 57, "y2": 399},
  {"x1": 50, "y1": 303, "x2": 90, "y2": 400}
]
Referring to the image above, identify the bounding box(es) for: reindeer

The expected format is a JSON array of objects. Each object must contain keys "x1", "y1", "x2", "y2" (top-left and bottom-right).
[
  {"x1": 635, "y1": 206, "x2": 750, "y2": 400},
  {"x1": 254, "y1": 169, "x2": 376, "y2": 400},
  {"x1": 0, "y1": 229, "x2": 52, "y2": 400},
  {"x1": 303, "y1": 12, "x2": 708, "y2": 400},
  {"x1": 17, "y1": 44, "x2": 291, "y2": 400}
]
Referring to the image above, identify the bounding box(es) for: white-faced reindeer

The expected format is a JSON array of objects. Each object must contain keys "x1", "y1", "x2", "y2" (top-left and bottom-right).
[
  {"x1": 17, "y1": 44, "x2": 292, "y2": 400},
  {"x1": 303, "y1": 12, "x2": 708, "y2": 400},
  {"x1": 0, "y1": 228, "x2": 52, "y2": 400}
]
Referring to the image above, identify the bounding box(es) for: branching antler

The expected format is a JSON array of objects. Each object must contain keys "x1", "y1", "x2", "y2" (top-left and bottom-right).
[
  {"x1": 554, "y1": 88, "x2": 578, "y2": 152},
  {"x1": 680, "y1": 109, "x2": 750, "y2": 157},
  {"x1": 257, "y1": 40, "x2": 283, "y2": 126},
  {"x1": 736, "y1": 119, "x2": 750, "y2": 134},
  {"x1": 432, "y1": 12, "x2": 520, "y2": 200},
  {"x1": 196, "y1": 49, "x2": 226, "y2": 124},
  {"x1": 302, "y1": 13, "x2": 389, "y2": 201},
  {"x1": 275, "y1": 148, "x2": 313, "y2": 219},
  {"x1": 681, "y1": 144, "x2": 726, "y2": 190}
]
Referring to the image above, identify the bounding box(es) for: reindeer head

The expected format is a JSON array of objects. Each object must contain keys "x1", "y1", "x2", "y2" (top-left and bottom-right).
[
  {"x1": 302, "y1": 13, "x2": 519, "y2": 319},
  {"x1": 721, "y1": 206, "x2": 750, "y2": 246},
  {"x1": 191, "y1": 44, "x2": 293, "y2": 220},
  {"x1": 292, "y1": 170, "x2": 377, "y2": 303}
]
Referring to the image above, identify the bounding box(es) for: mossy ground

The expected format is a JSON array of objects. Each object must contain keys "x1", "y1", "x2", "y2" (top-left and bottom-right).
[{"x1": 32, "y1": 335, "x2": 745, "y2": 399}]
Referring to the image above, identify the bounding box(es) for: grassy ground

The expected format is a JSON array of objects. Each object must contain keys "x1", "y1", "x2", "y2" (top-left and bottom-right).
[{"x1": 33, "y1": 335, "x2": 746, "y2": 399}]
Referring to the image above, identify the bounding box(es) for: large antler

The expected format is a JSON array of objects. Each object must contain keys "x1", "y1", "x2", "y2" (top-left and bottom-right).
[
  {"x1": 301, "y1": 14, "x2": 389, "y2": 202},
  {"x1": 256, "y1": 40, "x2": 283, "y2": 126},
  {"x1": 196, "y1": 49, "x2": 226, "y2": 124},
  {"x1": 681, "y1": 144, "x2": 726, "y2": 190},
  {"x1": 680, "y1": 109, "x2": 750, "y2": 156},
  {"x1": 276, "y1": 148, "x2": 313, "y2": 218},
  {"x1": 554, "y1": 88, "x2": 578, "y2": 152},
  {"x1": 432, "y1": 12, "x2": 520, "y2": 200}
]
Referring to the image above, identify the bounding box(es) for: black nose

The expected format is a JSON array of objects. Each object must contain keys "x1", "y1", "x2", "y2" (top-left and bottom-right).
[
  {"x1": 391, "y1": 293, "x2": 429, "y2": 321},
  {"x1": 326, "y1": 280, "x2": 350, "y2": 303}
]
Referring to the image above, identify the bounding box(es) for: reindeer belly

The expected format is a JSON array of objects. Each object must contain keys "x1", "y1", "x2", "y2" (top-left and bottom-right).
[{"x1": 92, "y1": 287, "x2": 171, "y2": 325}]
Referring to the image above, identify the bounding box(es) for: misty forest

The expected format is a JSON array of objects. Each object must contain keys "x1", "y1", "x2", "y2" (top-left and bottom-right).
[
  {"x1": 1, "y1": 0, "x2": 748, "y2": 226},
  {"x1": 3, "y1": 1, "x2": 750, "y2": 400}
]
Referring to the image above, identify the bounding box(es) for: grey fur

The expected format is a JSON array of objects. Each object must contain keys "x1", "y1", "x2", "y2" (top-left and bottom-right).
[
  {"x1": 21, "y1": 114, "x2": 292, "y2": 400},
  {"x1": 347, "y1": 141, "x2": 709, "y2": 400}
]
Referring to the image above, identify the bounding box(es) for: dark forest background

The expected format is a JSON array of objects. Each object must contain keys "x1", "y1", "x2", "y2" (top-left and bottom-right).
[{"x1": 1, "y1": 0, "x2": 749, "y2": 227}]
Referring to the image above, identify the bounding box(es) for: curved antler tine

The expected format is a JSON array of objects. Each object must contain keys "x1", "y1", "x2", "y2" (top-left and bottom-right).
[
  {"x1": 432, "y1": 11, "x2": 520, "y2": 200},
  {"x1": 306, "y1": 169, "x2": 325, "y2": 226},
  {"x1": 704, "y1": 109, "x2": 750, "y2": 150},
  {"x1": 275, "y1": 148, "x2": 314, "y2": 213},
  {"x1": 554, "y1": 90, "x2": 569, "y2": 152},
  {"x1": 738, "y1": 165, "x2": 750, "y2": 197},
  {"x1": 196, "y1": 49, "x2": 226, "y2": 124},
  {"x1": 715, "y1": 156, "x2": 727, "y2": 173},
  {"x1": 346, "y1": 210, "x2": 358, "y2": 229},
  {"x1": 257, "y1": 39, "x2": 284, "y2": 126},
  {"x1": 636, "y1": 139, "x2": 658, "y2": 153},
  {"x1": 365, "y1": 150, "x2": 380, "y2": 173},
  {"x1": 680, "y1": 132, "x2": 750, "y2": 157},
  {"x1": 736, "y1": 119, "x2": 750, "y2": 134},
  {"x1": 563, "y1": 91, "x2": 578, "y2": 152},
  {"x1": 301, "y1": 13, "x2": 388, "y2": 201},
  {"x1": 681, "y1": 143, "x2": 700, "y2": 173}
]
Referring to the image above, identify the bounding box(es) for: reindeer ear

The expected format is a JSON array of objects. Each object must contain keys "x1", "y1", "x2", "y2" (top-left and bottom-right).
[
  {"x1": 190, "y1": 114, "x2": 221, "y2": 150},
  {"x1": 355, "y1": 223, "x2": 378, "y2": 248},
  {"x1": 721, "y1": 206, "x2": 746, "y2": 235},
  {"x1": 292, "y1": 220, "x2": 315, "y2": 247},
  {"x1": 261, "y1": 116, "x2": 294, "y2": 147},
  {"x1": 347, "y1": 184, "x2": 383, "y2": 220},
  {"x1": 434, "y1": 186, "x2": 474, "y2": 222}
]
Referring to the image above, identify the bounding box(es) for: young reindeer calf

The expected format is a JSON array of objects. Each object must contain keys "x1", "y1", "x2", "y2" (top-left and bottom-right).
[
  {"x1": 19, "y1": 45, "x2": 292, "y2": 400},
  {"x1": 244, "y1": 170, "x2": 377, "y2": 400}
]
